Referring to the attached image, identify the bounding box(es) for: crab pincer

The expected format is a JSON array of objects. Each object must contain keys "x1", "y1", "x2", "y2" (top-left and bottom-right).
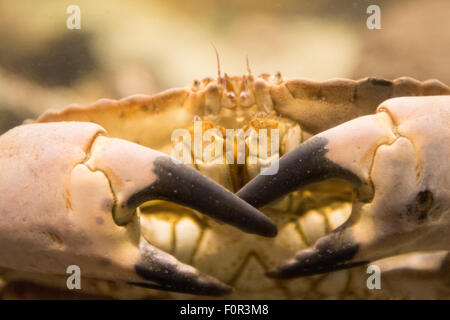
[
  {"x1": 0, "y1": 122, "x2": 276, "y2": 296},
  {"x1": 237, "y1": 96, "x2": 450, "y2": 279}
]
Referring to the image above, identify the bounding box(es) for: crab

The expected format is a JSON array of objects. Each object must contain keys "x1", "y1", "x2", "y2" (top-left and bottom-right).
[{"x1": 0, "y1": 72, "x2": 449, "y2": 299}]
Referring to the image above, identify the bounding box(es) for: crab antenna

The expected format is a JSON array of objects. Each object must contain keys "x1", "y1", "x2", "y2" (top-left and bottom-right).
[
  {"x1": 211, "y1": 43, "x2": 222, "y2": 79},
  {"x1": 246, "y1": 54, "x2": 252, "y2": 76}
]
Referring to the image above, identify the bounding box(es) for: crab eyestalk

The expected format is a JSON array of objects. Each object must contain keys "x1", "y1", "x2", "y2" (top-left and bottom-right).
[{"x1": 238, "y1": 96, "x2": 450, "y2": 278}]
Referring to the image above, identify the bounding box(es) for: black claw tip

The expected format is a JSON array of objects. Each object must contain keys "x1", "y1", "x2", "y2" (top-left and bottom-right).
[
  {"x1": 237, "y1": 136, "x2": 360, "y2": 208},
  {"x1": 267, "y1": 228, "x2": 366, "y2": 279},
  {"x1": 267, "y1": 259, "x2": 367, "y2": 279},
  {"x1": 134, "y1": 241, "x2": 232, "y2": 296},
  {"x1": 131, "y1": 271, "x2": 232, "y2": 296}
]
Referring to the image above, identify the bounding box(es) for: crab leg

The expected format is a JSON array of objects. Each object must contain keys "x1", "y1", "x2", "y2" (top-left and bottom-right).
[
  {"x1": 237, "y1": 96, "x2": 450, "y2": 278},
  {"x1": 0, "y1": 122, "x2": 276, "y2": 296}
]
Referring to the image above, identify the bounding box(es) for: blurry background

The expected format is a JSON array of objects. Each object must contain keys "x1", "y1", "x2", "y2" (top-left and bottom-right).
[{"x1": 0, "y1": 0, "x2": 448, "y2": 134}]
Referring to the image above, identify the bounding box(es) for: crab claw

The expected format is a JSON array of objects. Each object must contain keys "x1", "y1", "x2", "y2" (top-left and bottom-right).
[
  {"x1": 86, "y1": 134, "x2": 277, "y2": 237},
  {"x1": 238, "y1": 96, "x2": 450, "y2": 278},
  {"x1": 0, "y1": 122, "x2": 276, "y2": 296}
]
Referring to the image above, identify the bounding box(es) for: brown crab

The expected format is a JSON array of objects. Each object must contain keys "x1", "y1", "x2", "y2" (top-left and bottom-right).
[{"x1": 0, "y1": 72, "x2": 449, "y2": 299}]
